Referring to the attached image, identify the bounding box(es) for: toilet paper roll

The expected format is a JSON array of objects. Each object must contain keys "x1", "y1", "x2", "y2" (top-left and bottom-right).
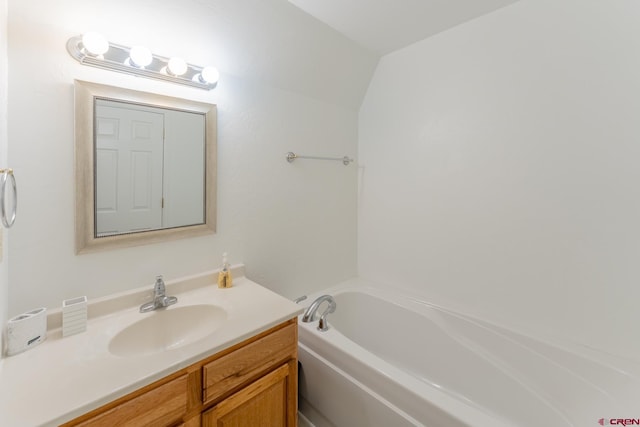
[{"x1": 6, "y1": 307, "x2": 47, "y2": 356}]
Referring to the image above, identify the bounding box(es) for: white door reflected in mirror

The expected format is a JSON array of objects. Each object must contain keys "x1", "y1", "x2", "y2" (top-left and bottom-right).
[{"x1": 95, "y1": 99, "x2": 205, "y2": 237}]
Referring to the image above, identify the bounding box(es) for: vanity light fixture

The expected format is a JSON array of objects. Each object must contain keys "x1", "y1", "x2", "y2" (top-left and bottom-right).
[
  {"x1": 128, "y1": 45, "x2": 153, "y2": 68},
  {"x1": 197, "y1": 66, "x2": 220, "y2": 85},
  {"x1": 67, "y1": 33, "x2": 219, "y2": 90},
  {"x1": 81, "y1": 32, "x2": 109, "y2": 56},
  {"x1": 167, "y1": 57, "x2": 188, "y2": 76}
]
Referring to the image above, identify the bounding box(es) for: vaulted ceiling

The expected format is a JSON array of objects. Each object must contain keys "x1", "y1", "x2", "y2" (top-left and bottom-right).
[{"x1": 288, "y1": 0, "x2": 521, "y2": 54}]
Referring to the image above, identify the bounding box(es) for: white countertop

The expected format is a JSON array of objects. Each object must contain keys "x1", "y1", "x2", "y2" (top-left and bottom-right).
[{"x1": 0, "y1": 266, "x2": 303, "y2": 427}]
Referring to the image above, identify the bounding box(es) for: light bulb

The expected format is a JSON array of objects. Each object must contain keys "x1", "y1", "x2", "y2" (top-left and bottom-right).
[
  {"x1": 199, "y1": 66, "x2": 219, "y2": 85},
  {"x1": 129, "y1": 46, "x2": 153, "y2": 68},
  {"x1": 81, "y1": 32, "x2": 109, "y2": 56},
  {"x1": 167, "y1": 57, "x2": 188, "y2": 76}
]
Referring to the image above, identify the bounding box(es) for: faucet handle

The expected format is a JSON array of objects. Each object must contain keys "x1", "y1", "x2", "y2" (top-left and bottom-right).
[
  {"x1": 317, "y1": 300, "x2": 336, "y2": 332},
  {"x1": 154, "y1": 275, "x2": 165, "y2": 294}
]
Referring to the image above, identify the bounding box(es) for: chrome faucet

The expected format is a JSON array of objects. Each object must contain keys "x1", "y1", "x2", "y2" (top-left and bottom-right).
[
  {"x1": 301, "y1": 295, "x2": 336, "y2": 331},
  {"x1": 139, "y1": 275, "x2": 178, "y2": 313}
]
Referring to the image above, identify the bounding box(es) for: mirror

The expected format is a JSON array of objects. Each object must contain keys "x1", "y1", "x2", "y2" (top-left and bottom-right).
[{"x1": 74, "y1": 80, "x2": 217, "y2": 253}]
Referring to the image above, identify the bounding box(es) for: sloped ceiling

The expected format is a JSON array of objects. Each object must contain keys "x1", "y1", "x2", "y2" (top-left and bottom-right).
[
  {"x1": 187, "y1": 0, "x2": 380, "y2": 109},
  {"x1": 164, "y1": 0, "x2": 520, "y2": 109},
  {"x1": 288, "y1": 0, "x2": 521, "y2": 55}
]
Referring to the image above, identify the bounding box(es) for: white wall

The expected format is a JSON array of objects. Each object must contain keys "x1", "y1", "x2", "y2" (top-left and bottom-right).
[
  {"x1": 7, "y1": 0, "x2": 366, "y2": 316},
  {"x1": 359, "y1": 0, "x2": 640, "y2": 360},
  {"x1": 0, "y1": 0, "x2": 8, "y2": 358}
]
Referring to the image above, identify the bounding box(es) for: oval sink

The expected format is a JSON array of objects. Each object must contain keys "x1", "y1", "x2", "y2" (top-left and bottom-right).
[{"x1": 109, "y1": 304, "x2": 227, "y2": 357}]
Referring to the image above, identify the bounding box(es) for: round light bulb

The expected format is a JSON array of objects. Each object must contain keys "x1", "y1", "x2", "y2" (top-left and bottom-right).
[
  {"x1": 167, "y1": 57, "x2": 188, "y2": 76},
  {"x1": 199, "y1": 66, "x2": 219, "y2": 85},
  {"x1": 129, "y1": 46, "x2": 153, "y2": 68},
  {"x1": 81, "y1": 32, "x2": 109, "y2": 56}
]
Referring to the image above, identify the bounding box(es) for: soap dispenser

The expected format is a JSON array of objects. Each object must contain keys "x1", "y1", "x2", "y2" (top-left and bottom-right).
[{"x1": 217, "y1": 252, "x2": 233, "y2": 288}]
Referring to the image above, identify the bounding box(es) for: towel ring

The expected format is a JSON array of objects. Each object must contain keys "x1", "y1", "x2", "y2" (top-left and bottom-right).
[{"x1": 0, "y1": 168, "x2": 17, "y2": 228}]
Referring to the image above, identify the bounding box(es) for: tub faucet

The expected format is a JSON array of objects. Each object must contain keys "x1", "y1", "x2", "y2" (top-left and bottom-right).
[
  {"x1": 139, "y1": 275, "x2": 178, "y2": 313},
  {"x1": 302, "y1": 295, "x2": 336, "y2": 331}
]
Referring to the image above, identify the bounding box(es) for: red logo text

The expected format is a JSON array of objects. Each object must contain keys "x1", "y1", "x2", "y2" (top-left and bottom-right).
[{"x1": 600, "y1": 420, "x2": 640, "y2": 426}]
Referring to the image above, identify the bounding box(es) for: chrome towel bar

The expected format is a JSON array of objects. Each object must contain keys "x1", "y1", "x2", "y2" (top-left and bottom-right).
[{"x1": 286, "y1": 152, "x2": 354, "y2": 166}]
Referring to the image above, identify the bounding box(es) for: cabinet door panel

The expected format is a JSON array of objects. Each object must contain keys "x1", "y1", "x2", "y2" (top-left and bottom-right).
[
  {"x1": 76, "y1": 374, "x2": 189, "y2": 427},
  {"x1": 178, "y1": 415, "x2": 201, "y2": 427},
  {"x1": 203, "y1": 323, "x2": 296, "y2": 404},
  {"x1": 202, "y1": 364, "x2": 290, "y2": 427}
]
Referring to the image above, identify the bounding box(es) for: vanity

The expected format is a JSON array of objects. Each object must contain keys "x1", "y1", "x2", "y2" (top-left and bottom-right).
[{"x1": 0, "y1": 266, "x2": 302, "y2": 426}]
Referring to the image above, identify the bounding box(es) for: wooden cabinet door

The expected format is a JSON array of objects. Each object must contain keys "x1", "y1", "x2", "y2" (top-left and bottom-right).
[
  {"x1": 73, "y1": 374, "x2": 189, "y2": 427},
  {"x1": 177, "y1": 416, "x2": 201, "y2": 427},
  {"x1": 202, "y1": 362, "x2": 296, "y2": 427},
  {"x1": 202, "y1": 322, "x2": 297, "y2": 404}
]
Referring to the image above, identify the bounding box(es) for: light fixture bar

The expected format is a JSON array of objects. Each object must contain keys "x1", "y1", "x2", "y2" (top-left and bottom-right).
[{"x1": 66, "y1": 35, "x2": 218, "y2": 90}]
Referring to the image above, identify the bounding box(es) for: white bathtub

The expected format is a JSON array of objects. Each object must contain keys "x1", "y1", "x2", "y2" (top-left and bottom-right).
[{"x1": 297, "y1": 279, "x2": 640, "y2": 427}]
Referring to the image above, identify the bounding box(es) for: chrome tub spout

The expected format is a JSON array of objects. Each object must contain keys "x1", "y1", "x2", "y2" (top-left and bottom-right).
[{"x1": 302, "y1": 295, "x2": 336, "y2": 331}]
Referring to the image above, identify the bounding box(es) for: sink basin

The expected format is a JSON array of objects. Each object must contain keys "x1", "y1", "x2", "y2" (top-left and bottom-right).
[{"x1": 109, "y1": 304, "x2": 227, "y2": 357}]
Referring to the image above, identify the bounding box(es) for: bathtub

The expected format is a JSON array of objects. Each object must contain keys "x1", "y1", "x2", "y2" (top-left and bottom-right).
[{"x1": 297, "y1": 279, "x2": 640, "y2": 427}]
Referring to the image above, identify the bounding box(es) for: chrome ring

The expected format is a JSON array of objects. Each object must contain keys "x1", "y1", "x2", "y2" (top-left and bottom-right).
[
  {"x1": 286, "y1": 152, "x2": 297, "y2": 163},
  {"x1": 0, "y1": 169, "x2": 17, "y2": 228}
]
